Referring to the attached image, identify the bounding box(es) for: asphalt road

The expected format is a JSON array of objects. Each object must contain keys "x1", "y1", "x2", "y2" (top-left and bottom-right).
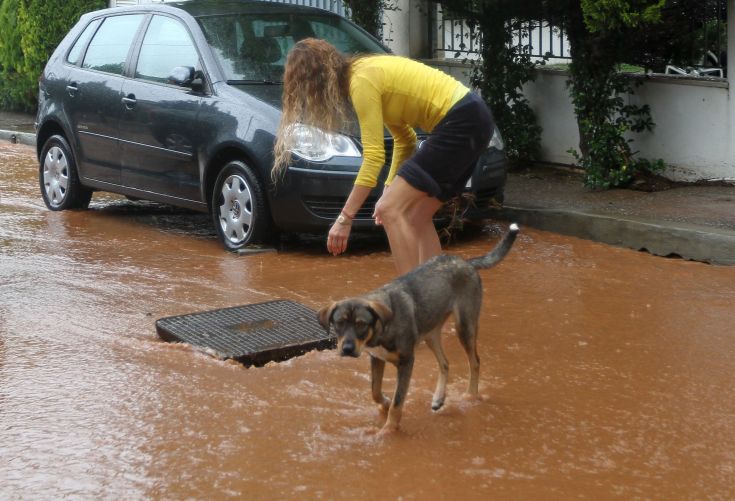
[{"x1": 2, "y1": 142, "x2": 735, "y2": 499}]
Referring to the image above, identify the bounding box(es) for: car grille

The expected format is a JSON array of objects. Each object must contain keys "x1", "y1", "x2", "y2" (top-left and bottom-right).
[
  {"x1": 303, "y1": 138, "x2": 393, "y2": 220},
  {"x1": 303, "y1": 196, "x2": 379, "y2": 219}
]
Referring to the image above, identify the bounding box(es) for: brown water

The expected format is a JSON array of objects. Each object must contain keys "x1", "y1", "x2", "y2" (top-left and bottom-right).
[{"x1": 2, "y1": 142, "x2": 734, "y2": 499}]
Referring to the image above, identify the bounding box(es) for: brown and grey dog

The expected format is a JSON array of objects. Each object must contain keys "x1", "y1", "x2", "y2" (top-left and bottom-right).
[{"x1": 318, "y1": 223, "x2": 519, "y2": 434}]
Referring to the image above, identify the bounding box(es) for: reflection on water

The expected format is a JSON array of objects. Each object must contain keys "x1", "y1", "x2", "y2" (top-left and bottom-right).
[{"x1": 2, "y1": 142, "x2": 735, "y2": 499}]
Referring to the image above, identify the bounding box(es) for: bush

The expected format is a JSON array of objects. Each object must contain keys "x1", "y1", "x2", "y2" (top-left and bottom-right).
[{"x1": 0, "y1": 0, "x2": 105, "y2": 112}]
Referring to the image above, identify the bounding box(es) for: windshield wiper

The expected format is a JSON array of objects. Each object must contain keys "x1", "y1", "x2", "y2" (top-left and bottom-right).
[{"x1": 227, "y1": 79, "x2": 282, "y2": 85}]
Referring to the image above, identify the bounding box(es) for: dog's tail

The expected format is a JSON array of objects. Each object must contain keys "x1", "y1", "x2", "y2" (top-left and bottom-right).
[{"x1": 467, "y1": 223, "x2": 519, "y2": 270}]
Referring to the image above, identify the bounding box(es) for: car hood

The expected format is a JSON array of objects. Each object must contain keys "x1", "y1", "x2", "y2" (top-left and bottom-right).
[
  {"x1": 228, "y1": 82, "x2": 384, "y2": 138},
  {"x1": 229, "y1": 82, "x2": 284, "y2": 109}
]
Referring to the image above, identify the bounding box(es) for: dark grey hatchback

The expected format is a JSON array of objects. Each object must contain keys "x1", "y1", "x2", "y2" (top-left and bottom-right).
[{"x1": 36, "y1": 0, "x2": 506, "y2": 251}]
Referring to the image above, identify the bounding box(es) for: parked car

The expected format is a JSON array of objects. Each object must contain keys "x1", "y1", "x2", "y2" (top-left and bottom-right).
[{"x1": 36, "y1": 0, "x2": 506, "y2": 251}]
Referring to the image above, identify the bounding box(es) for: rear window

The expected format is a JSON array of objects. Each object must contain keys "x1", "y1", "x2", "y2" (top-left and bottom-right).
[
  {"x1": 82, "y1": 14, "x2": 145, "y2": 75},
  {"x1": 197, "y1": 12, "x2": 385, "y2": 82},
  {"x1": 67, "y1": 18, "x2": 101, "y2": 66}
]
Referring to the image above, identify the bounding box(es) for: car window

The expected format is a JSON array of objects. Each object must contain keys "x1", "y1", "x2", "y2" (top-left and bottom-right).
[
  {"x1": 67, "y1": 18, "x2": 102, "y2": 66},
  {"x1": 135, "y1": 15, "x2": 200, "y2": 84},
  {"x1": 197, "y1": 13, "x2": 385, "y2": 82},
  {"x1": 82, "y1": 14, "x2": 145, "y2": 75}
]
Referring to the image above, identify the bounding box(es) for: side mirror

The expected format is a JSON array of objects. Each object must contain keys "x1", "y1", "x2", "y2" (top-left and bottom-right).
[
  {"x1": 168, "y1": 66, "x2": 195, "y2": 87},
  {"x1": 190, "y1": 70, "x2": 205, "y2": 93}
]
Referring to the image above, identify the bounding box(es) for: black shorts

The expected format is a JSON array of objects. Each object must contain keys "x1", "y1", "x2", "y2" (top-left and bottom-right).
[{"x1": 397, "y1": 92, "x2": 495, "y2": 201}]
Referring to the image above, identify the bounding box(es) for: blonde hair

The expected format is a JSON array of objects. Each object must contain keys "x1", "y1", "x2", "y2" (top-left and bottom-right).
[{"x1": 272, "y1": 38, "x2": 352, "y2": 181}]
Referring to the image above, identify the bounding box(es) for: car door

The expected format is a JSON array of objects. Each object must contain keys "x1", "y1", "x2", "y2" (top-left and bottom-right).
[
  {"x1": 65, "y1": 14, "x2": 146, "y2": 186},
  {"x1": 118, "y1": 14, "x2": 204, "y2": 202}
]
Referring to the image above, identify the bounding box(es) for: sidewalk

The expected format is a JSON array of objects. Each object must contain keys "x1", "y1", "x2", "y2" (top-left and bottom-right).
[
  {"x1": 0, "y1": 111, "x2": 36, "y2": 145},
  {"x1": 491, "y1": 165, "x2": 735, "y2": 265},
  {"x1": 3, "y1": 112, "x2": 734, "y2": 265}
]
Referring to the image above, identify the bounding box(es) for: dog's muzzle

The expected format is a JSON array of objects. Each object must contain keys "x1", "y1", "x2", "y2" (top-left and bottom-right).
[{"x1": 340, "y1": 339, "x2": 360, "y2": 358}]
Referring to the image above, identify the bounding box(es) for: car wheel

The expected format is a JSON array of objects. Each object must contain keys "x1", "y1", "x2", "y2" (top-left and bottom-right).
[
  {"x1": 39, "y1": 134, "x2": 92, "y2": 210},
  {"x1": 211, "y1": 160, "x2": 272, "y2": 251}
]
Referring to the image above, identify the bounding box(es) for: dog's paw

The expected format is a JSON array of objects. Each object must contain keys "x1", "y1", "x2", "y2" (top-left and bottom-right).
[
  {"x1": 375, "y1": 397, "x2": 391, "y2": 414},
  {"x1": 377, "y1": 424, "x2": 399, "y2": 437},
  {"x1": 461, "y1": 392, "x2": 482, "y2": 403}
]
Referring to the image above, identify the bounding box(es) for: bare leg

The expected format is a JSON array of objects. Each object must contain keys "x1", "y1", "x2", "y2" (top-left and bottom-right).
[
  {"x1": 408, "y1": 196, "x2": 444, "y2": 264},
  {"x1": 375, "y1": 176, "x2": 443, "y2": 275}
]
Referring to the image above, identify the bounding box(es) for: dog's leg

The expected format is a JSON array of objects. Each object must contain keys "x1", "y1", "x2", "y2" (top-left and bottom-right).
[
  {"x1": 370, "y1": 355, "x2": 391, "y2": 412},
  {"x1": 455, "y1": 312, "x2": 481, "y2": 398},
  {"x1": 380, "y1": 356, "x2": 415, "y2": 434},
  {"x1": 424, "y1": 326, "x2": 449, "y2": 411}
]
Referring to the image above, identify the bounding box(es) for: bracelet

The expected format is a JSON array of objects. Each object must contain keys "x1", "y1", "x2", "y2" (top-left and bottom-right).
[{"x1": 341, "y1": 209, "x2": 355, "y2": 220}]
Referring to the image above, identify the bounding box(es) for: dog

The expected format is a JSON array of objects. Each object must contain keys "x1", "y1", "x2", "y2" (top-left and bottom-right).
[{"x1": 317, "y1": 223, "x2": 519, "y2": 434}]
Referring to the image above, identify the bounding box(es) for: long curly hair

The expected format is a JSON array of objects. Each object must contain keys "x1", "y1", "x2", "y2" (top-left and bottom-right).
[{"x1": 272, "y1": 38, "x2": 352, "y2": 181}]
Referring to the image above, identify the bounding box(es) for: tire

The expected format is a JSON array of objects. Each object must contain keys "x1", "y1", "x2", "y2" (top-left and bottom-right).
[
  {"x1": 211, "y1": 160, "x2": 272, "y2": 251},
  {"x1": 39, "y1": 134, "x2": 92, "y2": 210}
]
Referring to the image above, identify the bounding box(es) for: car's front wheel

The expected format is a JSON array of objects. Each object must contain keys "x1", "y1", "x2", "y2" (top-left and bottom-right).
[
  {"x1": 39, "y1": 134, "x2": 92, "y2": 210},
  {"x1": 211, "y1": 160, "x2": 272, "y2": 251}
]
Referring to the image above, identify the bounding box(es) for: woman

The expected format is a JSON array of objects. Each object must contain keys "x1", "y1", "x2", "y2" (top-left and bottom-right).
[{"x1": 273, "y1": 38, "x2": 495, "y2": 275}]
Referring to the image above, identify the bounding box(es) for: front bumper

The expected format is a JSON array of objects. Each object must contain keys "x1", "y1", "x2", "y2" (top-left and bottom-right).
[{"x1": 268, "y1": 149, "x2": 507, "y2": 233}]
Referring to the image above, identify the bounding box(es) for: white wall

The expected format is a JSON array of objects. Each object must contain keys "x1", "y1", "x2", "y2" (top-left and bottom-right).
[{"x1": 429, "y1": 59, "x2": 735, "y2": 183}]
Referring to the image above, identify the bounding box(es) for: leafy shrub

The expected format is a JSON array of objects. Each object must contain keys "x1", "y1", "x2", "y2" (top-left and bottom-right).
[{"x1": 0, "y1": 0, "x2": 105, "y2": 112}]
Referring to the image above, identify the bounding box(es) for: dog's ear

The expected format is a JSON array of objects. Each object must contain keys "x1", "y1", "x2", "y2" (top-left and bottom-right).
[
  {"x1": 366, "y1": 300, "x2": 393, "y2": 334},
  {"x1": 317, "y1": 302, "x2": 338, "y2": 332}
]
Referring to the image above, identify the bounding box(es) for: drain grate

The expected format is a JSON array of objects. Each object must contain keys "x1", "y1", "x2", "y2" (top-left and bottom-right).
[{"x1": 156, "y1": 300, "x2": 335, "y2": 366}]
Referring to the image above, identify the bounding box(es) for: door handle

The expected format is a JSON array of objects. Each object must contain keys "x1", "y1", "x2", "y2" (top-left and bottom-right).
[
  {"x1": 122, "y1": 95, "x2": 137, "y2": 108},
  {"x1": 66, "y1": 83, "x2": 78, "y2": 96}
]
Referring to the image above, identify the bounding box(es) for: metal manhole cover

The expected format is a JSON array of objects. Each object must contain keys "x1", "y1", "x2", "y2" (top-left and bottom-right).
[{"x1": 155, "y1": 300, "x2": 335, "y2": 366}]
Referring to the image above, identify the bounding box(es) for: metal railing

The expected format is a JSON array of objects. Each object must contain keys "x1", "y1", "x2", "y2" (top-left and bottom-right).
[
  {"x1": 430, "y1": 1, "x2": 726, "y2": 76},
  {"x1": 431, "y1": 6, "x2": 571, "y2": 62}
]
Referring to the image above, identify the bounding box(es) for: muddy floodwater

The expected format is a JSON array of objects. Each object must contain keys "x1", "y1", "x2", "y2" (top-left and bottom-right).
[{"x1": 1, "y1": 142, "x2": 734, "y2": 499}]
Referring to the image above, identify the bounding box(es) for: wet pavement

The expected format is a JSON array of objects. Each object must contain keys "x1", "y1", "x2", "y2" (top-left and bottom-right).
[
  {"x1": 2, "y1": 141, "x2": 735, "y2": 499},
  {"x1": 4, "y1": 111, "x2": 734, "y2": 264}
]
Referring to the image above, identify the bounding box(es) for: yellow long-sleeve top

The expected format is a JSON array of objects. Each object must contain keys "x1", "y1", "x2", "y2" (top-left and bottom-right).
[{"x1": 349, "y1": 55, "x2": 469, "y2": 188}]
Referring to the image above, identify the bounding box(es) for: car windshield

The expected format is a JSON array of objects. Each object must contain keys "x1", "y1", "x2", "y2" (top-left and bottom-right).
[{"x1": 197, "y1": 12, "x2": 386, "y2": 83}]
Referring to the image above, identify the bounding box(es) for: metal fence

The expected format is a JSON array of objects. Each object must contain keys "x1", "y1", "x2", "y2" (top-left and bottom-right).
[
  {"x1": 431, "y1": 5, "x2": 571, "y2": 62},
  {"x1": 431, "y1": 1, "x2": 726, "y2": 75}
]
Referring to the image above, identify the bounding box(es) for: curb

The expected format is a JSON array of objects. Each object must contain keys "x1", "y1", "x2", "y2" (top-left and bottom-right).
[
  {"x1": 491, "y1": 206, "x2": 735, "y2": 266},
  {"x1": 0, "y1": 129, "x2": 36, "y2": 146}
]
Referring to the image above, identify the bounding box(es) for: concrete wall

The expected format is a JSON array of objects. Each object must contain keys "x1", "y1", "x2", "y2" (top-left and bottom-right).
[
  {"x1": 421, "y1": 3, "x2": 735, "y2": 183},
  {"x1": 428, "y1": 60, "x2": 735, "y2": 183}
]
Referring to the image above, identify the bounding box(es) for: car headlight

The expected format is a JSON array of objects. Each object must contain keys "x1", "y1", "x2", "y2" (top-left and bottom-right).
[
  {"x1": 488, "y1": 125, "x2": 504, "y2": 151},
  {"x1": 286, "y1": 123, "x2": 361, "y2": 162}
]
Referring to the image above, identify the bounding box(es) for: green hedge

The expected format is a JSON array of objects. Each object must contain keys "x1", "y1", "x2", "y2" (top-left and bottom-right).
[{"x1": 0, "y1": 0, "x2": 105, "y2": 112}]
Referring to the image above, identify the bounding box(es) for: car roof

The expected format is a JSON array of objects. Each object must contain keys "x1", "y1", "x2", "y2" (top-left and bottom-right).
[{"x1": 97, "y1": 0, "x2": 341, "y2": 18}]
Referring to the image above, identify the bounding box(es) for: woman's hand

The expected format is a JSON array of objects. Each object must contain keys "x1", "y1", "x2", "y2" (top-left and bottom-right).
[{"x1": 327, "y1": 219, "x2": 352, "y2": 255}]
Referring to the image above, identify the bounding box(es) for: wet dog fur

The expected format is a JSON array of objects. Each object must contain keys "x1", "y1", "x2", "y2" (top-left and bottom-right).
[{"x1": 318, "y1": 224, "x2": 519, "y2": 434}]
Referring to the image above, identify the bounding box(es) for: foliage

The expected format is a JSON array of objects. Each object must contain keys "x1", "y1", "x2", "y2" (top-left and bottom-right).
[
  {"x1": 342, "y1": 0, "x2": 398, "y2": 39},
  {"x1": 580, "y1": 0, "x2": 665, "y2": 31},
  {"x1": 0, "y1": 0, "x2": 105, "y2": 112},
  {"x1": 549, "y1": 0, "x2": 667, "y2": 188},
  {"x1": 438, "y1": 1, "x2": 543, "y2": 163},
  {"x1": 0, "y1": 0, "x2": 24, "y2": 110},
  {"x1": 625, "y1": 0, "x2": 727, "y2": 72}
]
